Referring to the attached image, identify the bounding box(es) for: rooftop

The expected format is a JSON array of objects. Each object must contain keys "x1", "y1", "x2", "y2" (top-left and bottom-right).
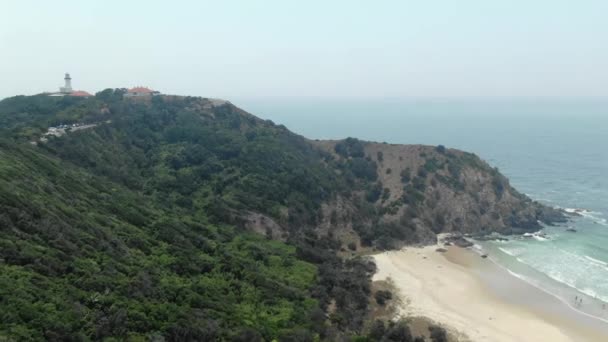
[
  {"x1": 127, "y1": 87, "x2": 154, "y2": 93},
  {"x1": 70, "y1": 90, "x2": 93, "y2": 97}
]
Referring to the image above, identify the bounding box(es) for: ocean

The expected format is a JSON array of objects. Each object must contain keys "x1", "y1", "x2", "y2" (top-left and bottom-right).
[{"x1": 235, "y1": 97, "x2": 608, "y2": 320}]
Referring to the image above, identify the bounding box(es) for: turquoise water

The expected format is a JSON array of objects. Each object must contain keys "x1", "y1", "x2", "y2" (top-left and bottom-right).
[{"x1": 236, "y1": 97, "x2": 608, "y2": 319}]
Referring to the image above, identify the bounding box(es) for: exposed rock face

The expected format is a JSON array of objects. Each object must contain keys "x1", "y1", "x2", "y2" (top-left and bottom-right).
[
  {"x1": 310, "y1": 140, "x2": 566, "y2": 248},
  {"x1": 244, "y1": 211, "x2": 287, "y2": 241},
  {"x1": 163, "y1": 99, "x2": 564, "y2": 250}
]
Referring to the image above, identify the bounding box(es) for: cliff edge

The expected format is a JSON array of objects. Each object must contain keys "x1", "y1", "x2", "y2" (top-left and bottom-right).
[{"x1": 309, "y1": 139, "x2": 565, "y2": 249}]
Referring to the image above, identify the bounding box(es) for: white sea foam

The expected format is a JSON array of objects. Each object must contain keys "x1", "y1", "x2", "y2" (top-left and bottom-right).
[
  {"x1": 498, "y1": 247, "x2": 522, "y2": 257},
  {"x1": 564, "y1": 208, "x2": 608, "y2": 226},
  {"x1": 520, "y1": 230, "x2": 549, "y2": 241},
  {"x1": 509, "y1": 262, "x2": 608, "y2": 314},
  {"x1": 488, "y1": 255, "x2": 608, "y2": 324},
  {"x1": 584, "y1": 255, "x2": 608, "y2": 267},
  {"x1": 541, "y1": 269, "x2": 608, "y2": 304},
  {"x1": 564, "y1": 207, "x2": 591, "y2": 214},
  {"x1": 500, "y1": 245, "x2": 608, "y2": 302},
  {"x1": 548, "y1": 247, "x2": 608, "y2": 276},
  {"x1": 579, "y1": 210, "x2": 607, "y2": 225},
  {"x1": 555, "y1": 247, "x2": 589, "y2": 263},
  {"x1": 505, "y1": 268, "x2": 527, "y2": 281}
]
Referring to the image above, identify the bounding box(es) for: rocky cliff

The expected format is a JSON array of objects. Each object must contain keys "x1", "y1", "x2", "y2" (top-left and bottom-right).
[{"x1": 307, "y1": 140, "x2": 566, "y2": 248}]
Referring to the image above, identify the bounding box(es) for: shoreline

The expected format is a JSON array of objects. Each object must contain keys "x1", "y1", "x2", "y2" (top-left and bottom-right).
[
  {"x1": 479, "y1": 248, "x2": 608, "y2": 327},
  {"x1": 372, "y1": 245, "x2": 608, "y2": 341}
]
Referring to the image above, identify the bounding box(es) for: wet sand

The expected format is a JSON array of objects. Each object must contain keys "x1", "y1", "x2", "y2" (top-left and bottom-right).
[{"x1": 373, "y1": 245, "x2": 608, "y2": 341}]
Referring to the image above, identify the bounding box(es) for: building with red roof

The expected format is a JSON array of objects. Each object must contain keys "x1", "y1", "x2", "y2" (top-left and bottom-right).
[
  {"x1": 70, "y1": 90, "x2": 93, "y2": 97},
  {"x1": 125, "y1": 86, "x2": 161, "y2": 97}
]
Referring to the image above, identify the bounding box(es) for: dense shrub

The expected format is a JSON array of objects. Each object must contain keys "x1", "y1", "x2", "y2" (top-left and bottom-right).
[
  {"x1": 366, "y1": 182, "x2": 383, "y2": 202},
  {"x1": 368, "y1": 320, "x2": 386, "y2": 340},
  {"x1": 429, "y1": 325, "x2": 448, "y2": 342},
  {"x1": 349, "y1": 158, "x2": 378, "y2": 181},
  {"x1": 400, "y1": 168, "x2": 411, "y2": 183},
  {"x1": 335, "y1": 137, "x2": 365, "y2": 158},
  {"x1": 384, "y1": 321, "x2": 413, "y2": 342},
  {"x1": 374, "y1": 290, "x2": 393, "y2": 305}
]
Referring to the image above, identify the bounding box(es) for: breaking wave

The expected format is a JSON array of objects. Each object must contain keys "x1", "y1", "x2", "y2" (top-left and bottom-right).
[{"x1": 584, "y1": 255, "x2": 608, "y2": 267}]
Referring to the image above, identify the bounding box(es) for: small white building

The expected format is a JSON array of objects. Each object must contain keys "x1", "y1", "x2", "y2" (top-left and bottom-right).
[
  {"x1": 59, "y1": 73, "x2": 72, "y2": 93},
  {"x1": 47, "y1": 73, "x2": 92, "y2": 97}
]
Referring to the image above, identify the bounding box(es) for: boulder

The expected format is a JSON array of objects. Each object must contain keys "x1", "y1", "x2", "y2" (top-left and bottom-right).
[
  {"x1": 454, "y1": 239, "x2": 473, "y2": 248},
  {"x1": 443, "y1": 235, "x2": 474, "y2": 248}
]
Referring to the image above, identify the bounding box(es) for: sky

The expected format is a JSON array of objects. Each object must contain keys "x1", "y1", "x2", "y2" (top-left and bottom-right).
[{"x1": 1, "y1": 0, "x2": 608, "y2": 100}]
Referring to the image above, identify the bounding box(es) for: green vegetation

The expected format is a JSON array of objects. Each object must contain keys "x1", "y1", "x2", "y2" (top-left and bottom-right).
[
  {"x1": 374, "y1": 290, "x2": 393, "y2": 305},
  {"x1": 402, "y1": 184, "x2": 425, "y2": 207},
  {"x1": 362, "y1": 319, "x2": 448, "y2": 342},
  {"x1": 429, "y1": 325, "x2": 448, "y2": 342},
  {"x1": 366, "y1": 182, "x2": 383, "y2": 202},
  {"x1": 334, "y1": 137, "x2": 365, "y2": 158},
  {"x1": 0, "y1": 140, "x2": 319, "y2": 340},
  {"x1": 0, "y1": 94, "x2": 378, "y2": 340},
  {"x1": 381, "y1": 188, "x2": 390, "y2": 202},
  {"x1": 422, "y1": 158, "x2": 442, "y2": 173},
  {"x1": 400, "y1": 168, "x2": 411, "y2": 183},
  {"x1": 0, "y1": 92, "x2": 557, "y2": 340},
  {"x1": 347, "y1": 157, "x2": 378, "y2": 182}
]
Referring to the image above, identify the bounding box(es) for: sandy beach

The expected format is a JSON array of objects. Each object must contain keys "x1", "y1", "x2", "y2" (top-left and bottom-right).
[{"x1": 373, "y1": 245, "x2": 608, "y2": 342}]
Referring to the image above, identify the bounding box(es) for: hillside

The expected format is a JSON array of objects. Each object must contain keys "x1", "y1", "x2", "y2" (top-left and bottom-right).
[
  {"x1": 312, "y1": 140, "x2": 565, "y2": 249},
  {"x1": 0, "y1": 91, "x2": 565, "y2": 341}
]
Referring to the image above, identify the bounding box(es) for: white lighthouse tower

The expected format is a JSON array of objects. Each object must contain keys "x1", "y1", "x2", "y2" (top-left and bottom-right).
[{"x1": 59, "y1": 73, "x2": 73, "y2": 93}]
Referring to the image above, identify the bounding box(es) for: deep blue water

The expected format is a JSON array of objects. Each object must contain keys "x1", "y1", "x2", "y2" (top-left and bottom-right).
[{"x1": 235, "y1": 97, "x2": 608, "y2": 318}]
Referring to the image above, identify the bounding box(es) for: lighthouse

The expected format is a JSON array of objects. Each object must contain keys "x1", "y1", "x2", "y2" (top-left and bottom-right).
[{"x1": 59, "y1": 73, "x2": 73, "y2": 93}]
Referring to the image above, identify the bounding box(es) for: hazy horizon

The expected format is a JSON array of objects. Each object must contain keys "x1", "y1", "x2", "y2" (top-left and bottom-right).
[{"x1": 2, "y1": 1, "x2": 608, "y2": 100}]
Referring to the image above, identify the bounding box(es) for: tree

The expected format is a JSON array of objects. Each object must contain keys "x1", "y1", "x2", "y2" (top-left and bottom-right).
[
  {"x1": 368, "y1": 320, "x2": 386, "y2": 340},
  {"x1": 374, "y1": 290, "x2": 393, "y2": 305},
  {"x1": 429, "y1": 325, "x2": 448, "y2": 342},
  {"x1": 383, "y1": 321, "x2": 412, "y2": 342},
  {"x1": 278, "y1": 328, "x2": 315, "y2": 342},
  {"x1": 335, "y1": 137, "x2": 365, "y2": 158},
  {"x1": 232, "y1": 328, "x2": 263, "y2": 342}
]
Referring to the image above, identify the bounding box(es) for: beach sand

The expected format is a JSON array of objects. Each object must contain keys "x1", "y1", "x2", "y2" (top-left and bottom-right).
[{"x1": 373, "y1": 245, "x2": 608, "y2": 341}]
